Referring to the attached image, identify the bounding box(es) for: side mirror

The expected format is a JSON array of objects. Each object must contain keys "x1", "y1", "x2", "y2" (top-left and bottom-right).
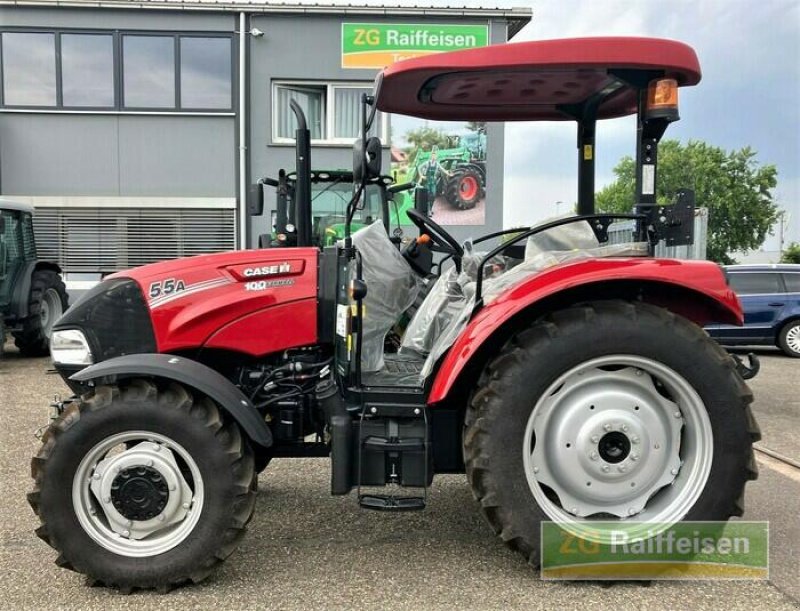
[
  {"x1": 353, "y1": 137, "x2": 382, "y2": 182},
  {"x1": 414, "y1": 188, "x2": 429, "y2": 215},
  {"x1": 247, "y1": 182, "x2": 264, "y2": 216}
]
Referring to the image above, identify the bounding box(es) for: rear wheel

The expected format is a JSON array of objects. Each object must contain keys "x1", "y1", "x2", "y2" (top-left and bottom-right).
[
  {"x1": 464, "y1": 301, "x2": 759, "y2": 564},
  {"x1": 777, "y1": 320, "x2": 800, "y2": 357},
  {"x1": 28, "y1": 379, "x2": 256, "y2": 592},
  {"x1": 13, "y1": 269, "x2": 68, "y2": 356},
  {"x1": 445, "y1": 169, "x2": 483, "y2": 210}
]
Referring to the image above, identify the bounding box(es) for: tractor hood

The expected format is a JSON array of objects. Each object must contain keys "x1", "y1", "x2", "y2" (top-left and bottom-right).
[{"x1": 53, "y1": 248, "x2": 321, "y2": 373}]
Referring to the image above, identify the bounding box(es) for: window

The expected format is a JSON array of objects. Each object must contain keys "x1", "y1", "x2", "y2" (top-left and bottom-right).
[
  {"x1": 783, "y1": 273, "x2": 800, "y2": 293},
  {"x1": 729, "y1": 272, "x2": 782, "y2": 295},
  {"x1": 180, "y1": 37, "x2": 232, "y2": 109},
  {"x1": 1, "y1": 32, "x2": 56, "y2": 106},
  {"x1": 275, "y1": 85, "x2": 326, "y2": 140},
  {"x1": 273, "y1": 82, "x2": 386, "y2": 143},
  {"x1": 123, "y1": 35, "x2": 175, "y2": 109},
  {"x1": 0, "y1": 29, "x2": 233, "y2": 112},
  {"x1": 61, "y1": 34, "x2": 114, "y2": 107}
]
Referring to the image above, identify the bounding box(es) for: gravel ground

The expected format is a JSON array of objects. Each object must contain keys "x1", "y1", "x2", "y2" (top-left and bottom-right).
[{"x1": 0, "y1": 343, "x2": 798, "y2": 611}]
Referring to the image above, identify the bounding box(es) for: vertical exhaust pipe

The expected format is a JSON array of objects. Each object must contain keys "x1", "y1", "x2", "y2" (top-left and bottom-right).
[{"x1": 289, "y1": 99, "x2": 312, "y2": 247}]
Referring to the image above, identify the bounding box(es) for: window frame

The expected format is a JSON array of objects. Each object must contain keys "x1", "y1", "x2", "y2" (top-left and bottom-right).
[
  {"x1": 0, "y1": 30, "x2": 59, "y2": 108},
  {"x1": 271, "y1": 80, "x2": 389, "y2": 145},
  {"x1": 0, "y1": 27, "x2": 235, "y2": 113},
  {"x1": 59, "y1": 31, "x2": 117, "y2": 110}
]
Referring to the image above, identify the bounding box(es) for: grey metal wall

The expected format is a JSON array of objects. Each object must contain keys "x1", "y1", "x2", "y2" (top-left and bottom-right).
[
  {"x1": 247, "y1": 14, "x2": 508, "y2": 246},
  {"x1": 0, "y1": 114, "x2": 235, "y2": 197},
  {"x1": 0, "y1": 7, "x2": 237, "y2": 199}
]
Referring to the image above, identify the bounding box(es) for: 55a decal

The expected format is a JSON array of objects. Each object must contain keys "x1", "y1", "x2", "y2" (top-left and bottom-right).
[{"x1": 149, "y1": 278, "x2": 186, "y2": 299}]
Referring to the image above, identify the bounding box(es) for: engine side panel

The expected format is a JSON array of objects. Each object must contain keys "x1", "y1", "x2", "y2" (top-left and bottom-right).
[
  {"x1": 114, "y1": 248, "x2": 319, "y2": 356},
  {"x1": 427, "y1": 257, "x2": 742, "y2": 404}
]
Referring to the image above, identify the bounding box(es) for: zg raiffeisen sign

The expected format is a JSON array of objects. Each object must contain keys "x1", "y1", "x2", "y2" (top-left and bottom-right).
[{"x1": 341, "y1": 23, "x2": 489, "y2": 69}]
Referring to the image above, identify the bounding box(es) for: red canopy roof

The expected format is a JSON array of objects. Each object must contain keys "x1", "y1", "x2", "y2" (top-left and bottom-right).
[{"x1": 376, "y1": 37, "x2": 701, "y2": 122}]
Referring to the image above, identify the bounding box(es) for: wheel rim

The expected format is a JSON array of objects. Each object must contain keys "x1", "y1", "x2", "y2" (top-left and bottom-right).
[
  {"x1": 523, "y1": 355, "x2": 713, "y2": 544},
  {"x1": 72, "y1": 431, "x2": 204, "y2": 557},
  {"x1": 786, "y1": 324, "x2": 800, "y2": 354},
  {"x1": 459, "y1": 175, "x2": 479, "y2": 201},
  {"x1": 40, "y1": 288, "x2": 63, "y2": 338}
]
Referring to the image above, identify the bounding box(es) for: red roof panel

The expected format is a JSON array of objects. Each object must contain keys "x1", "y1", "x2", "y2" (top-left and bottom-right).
[{"x1": 376, "y1": 37, "x2": 701, "y2": 121}]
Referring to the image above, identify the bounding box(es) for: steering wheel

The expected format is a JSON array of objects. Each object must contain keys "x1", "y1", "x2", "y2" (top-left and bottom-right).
[{"x1": 406, "y1": 209, "x2": 464, "y2": 262}]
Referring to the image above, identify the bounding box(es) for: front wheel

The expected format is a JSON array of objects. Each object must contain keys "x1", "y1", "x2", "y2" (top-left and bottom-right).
[
  {"x1": 464, "y1": 301, "x2": 760, "y2": 564},
  {"x1": 28, "y1": 380, "x2": 256, "y2": 592}
]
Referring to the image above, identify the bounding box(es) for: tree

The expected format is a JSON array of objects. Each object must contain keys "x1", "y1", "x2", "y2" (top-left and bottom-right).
[
  {"x1": 596, "y1": 140, "x2": 779, "y2": 264},
  {"x1": 782, "y1": 242, "x2": 800, "y2": 264},
  {"x1": 402, "y1": 127, "x2": 452, "y2": 164},
  {"x1": 466, "y1": 121, "x2": 487, "y2": 135}
]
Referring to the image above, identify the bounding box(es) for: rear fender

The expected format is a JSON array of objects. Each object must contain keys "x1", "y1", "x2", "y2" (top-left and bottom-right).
[
  {"x1": 71, "y1": 353, "x2": 272, "y2": 448},
  {"x1": 427, "y1": 258, "x2": 741, "y2": 404}
]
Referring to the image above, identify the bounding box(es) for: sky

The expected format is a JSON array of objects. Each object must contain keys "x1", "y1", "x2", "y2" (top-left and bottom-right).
[{"x1": 498, "y1": 0, "x2": 800, "y2": 250}]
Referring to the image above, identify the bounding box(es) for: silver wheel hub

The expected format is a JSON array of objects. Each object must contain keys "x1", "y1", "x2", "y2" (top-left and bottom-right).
[
  {"x1": 531, "y1": 366, "x2": 683, "y2": 518},
  {"x1": 787, "y1": 324, "x2": 800, "y2": 353},
  {"x1": 524, "y1": 355, "x2": 713, "y2": 543},
  {"x1": 89, "y1": 442, "x2": 193, "y2": 540},
  {"x1": 73, "y1": 431, "x2": 204, "y2": 557}
]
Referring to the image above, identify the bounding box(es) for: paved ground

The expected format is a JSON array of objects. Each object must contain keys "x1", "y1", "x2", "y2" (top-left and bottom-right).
[
  {"x1": 0, "y1": 343, "x2": 798, "y2": 610},
  {"x1": 431, "y1": 194, "x2": 486, "y2": 226}
]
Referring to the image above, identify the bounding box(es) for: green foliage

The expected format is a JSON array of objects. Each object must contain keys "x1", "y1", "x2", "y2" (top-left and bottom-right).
[
  {"x1": 402, "y1": 127, "x2": 452, "y2": 164},
  {"x1": 781, "y1": 242, "x2": 800, "y2": 264},
  {"x1": 595, "y1": 140, "x2": 779, "y2": 264}
]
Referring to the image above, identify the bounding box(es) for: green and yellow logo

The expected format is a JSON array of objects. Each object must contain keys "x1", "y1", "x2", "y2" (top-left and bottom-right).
[
  {"x1": 341, "y1": 23, "x2": 489, "y2": 69},
  {"x1": 541, "y1": 521, "x2": 769, "y2": 580}
]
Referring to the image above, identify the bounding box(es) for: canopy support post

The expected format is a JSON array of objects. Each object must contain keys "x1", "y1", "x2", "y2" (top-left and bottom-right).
[{"x1": 576, "y1": 119, "x2": 596, "y2": 216}]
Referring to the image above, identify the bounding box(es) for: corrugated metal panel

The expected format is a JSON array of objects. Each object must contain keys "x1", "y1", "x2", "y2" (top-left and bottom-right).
[
  {"x1": 606, "y1": 208, "x2": 709, "y2": 260},
  {"x1": 33, "y1": 207, "x2": 236, "y2": 273}
]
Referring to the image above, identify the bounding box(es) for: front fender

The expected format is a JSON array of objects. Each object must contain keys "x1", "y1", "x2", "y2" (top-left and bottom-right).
[
  {"x1": 71, "y1": 353, "x2": 272, "y2": 448},
  {"x1": 428, "y1": 258, "x2": 741, "y2": 404}
]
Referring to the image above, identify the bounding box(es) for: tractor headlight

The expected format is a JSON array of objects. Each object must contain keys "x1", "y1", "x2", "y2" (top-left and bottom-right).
[{"x1": 50, "y1": 329, "x2": 93, "y2": 365}]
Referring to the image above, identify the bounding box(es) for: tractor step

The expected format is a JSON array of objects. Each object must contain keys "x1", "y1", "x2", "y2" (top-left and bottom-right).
[
  {"x1": 355, "y1": 401, "x2": 431, "y2": 511},
  {"x1": 362, "y1": 435, "x2": 425, "y2": 452},
  {"x1": 358, "y1": 494, "x2": 426, "y2": 511}
]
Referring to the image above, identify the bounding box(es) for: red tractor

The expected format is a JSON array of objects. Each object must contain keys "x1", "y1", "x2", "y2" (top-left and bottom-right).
[{"x1": 30, "y1": 38, "x2": 759, "y2": 592}]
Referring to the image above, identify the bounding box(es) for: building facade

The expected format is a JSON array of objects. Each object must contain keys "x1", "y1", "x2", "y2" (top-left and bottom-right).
[{"x1": 0, "y1": 0, "x2": 530, "y2": 288}]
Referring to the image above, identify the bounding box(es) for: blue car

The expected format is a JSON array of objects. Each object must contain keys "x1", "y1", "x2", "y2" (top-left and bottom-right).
[{"x1": 706, "y1": 264, "x2": 800, "y2": 357}]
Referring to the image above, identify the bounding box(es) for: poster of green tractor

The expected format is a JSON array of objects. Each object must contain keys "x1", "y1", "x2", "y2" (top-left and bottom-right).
[{"x1": 391, "y1": 121, "x2": 487, "y2": 226}]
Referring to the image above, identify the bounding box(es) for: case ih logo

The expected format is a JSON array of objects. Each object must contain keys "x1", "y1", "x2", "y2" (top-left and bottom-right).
[
  {"x1": 227, "y1": 260, "x2": 304, "y2": 282},
  {"x1": 243, "y1": 263, "x2": 292, "y2": 278}
]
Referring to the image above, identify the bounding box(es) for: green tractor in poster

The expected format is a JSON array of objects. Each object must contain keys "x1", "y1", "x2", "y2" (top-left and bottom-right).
[{"x1": 408, "y1": 131, "x2": 486, "y2": 211}]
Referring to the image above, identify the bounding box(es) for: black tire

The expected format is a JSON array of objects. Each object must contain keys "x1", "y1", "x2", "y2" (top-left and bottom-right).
[
  {"x1": 28, "y1": 379, "x2": 257, "y2": 592},
  {"x1": 444, "y1": 169, "x2": 483, "y2": 210},
  {"x1": 463, "y1": 301, "x2": 760, "y2": 566},
  {"x1": 13, "y1": 269, "x2": 68, "y2": 356},
  {"x1": 777, "y1": 319, "x2": 800, "y2": 358}
]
